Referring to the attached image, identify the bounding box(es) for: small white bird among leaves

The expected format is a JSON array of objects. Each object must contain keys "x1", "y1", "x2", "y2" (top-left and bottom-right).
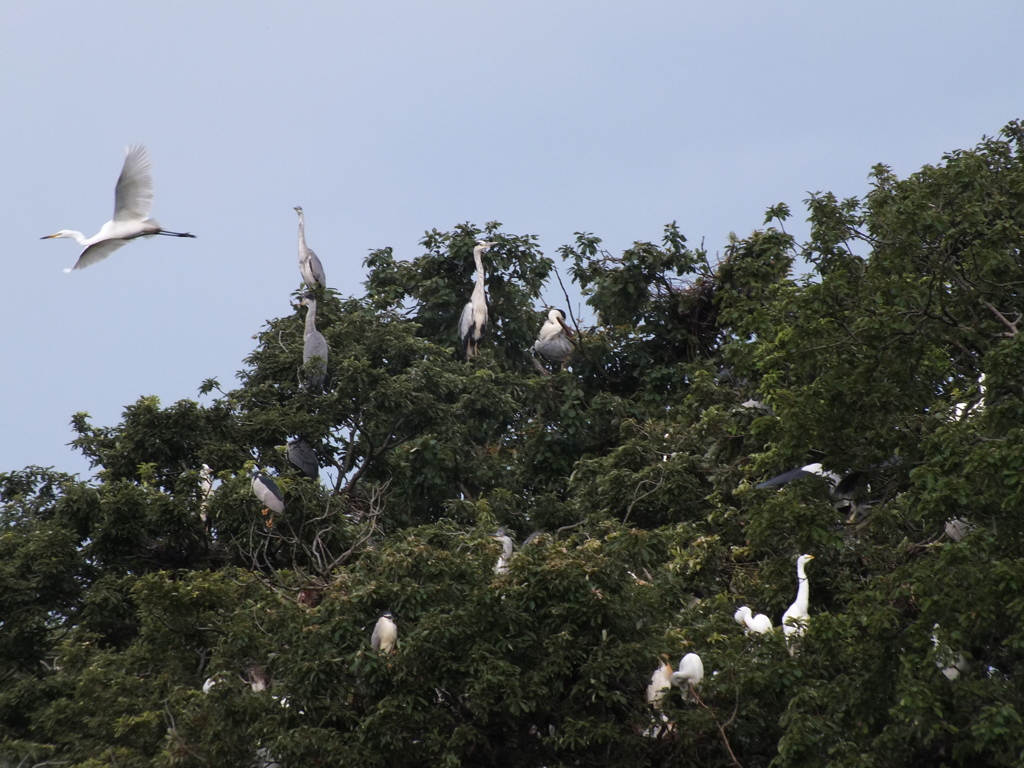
[
  {"x1": 371, "y1": 612, "x2": 398, "y2": 654},
  {"x1": 734, "y1": 605, "x2": 773, "y2": 634},
  {"x1": 671, "y1": 652, "x2": 704, "y2": 702}
]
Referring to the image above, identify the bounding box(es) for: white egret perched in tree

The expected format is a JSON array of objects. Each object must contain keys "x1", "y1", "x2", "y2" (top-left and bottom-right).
[
  {"x1": 782, "y1": 554, "x2": 815, "y2": 647},
  {"x1": 371, "y1": 612, "x2": 398, "y2": 654},
  {"x1": 42, "y1": 145, "x2": 195, "y2": 271},
  {"x1": 297, "y1": 293, "x2": 328, "y2": 390},
  {"x1": 198, "y1": 464, "x2": 214, "y2": 529},
  {"x1": 293, "y1": 206, "x2": 326, "y2": 289},
  {"x1": 458, "y1": 241, "x2": 497, "y2": 359},
  {"x1": 734, "y1": 605, "x2": 773, "y2": 634},
  {"x1": 488, "y1": 527, "x2": 513, "y2": 574},
  {"x1": 532, "y1": 308, "x2": 575, "y2": 364},
  {"x1": 671, "y1": 652, "x2": 704, "y2": 702}
]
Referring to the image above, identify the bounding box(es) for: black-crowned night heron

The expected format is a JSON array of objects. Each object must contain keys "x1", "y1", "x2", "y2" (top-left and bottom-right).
[
  {"x1": 371, "y1": 612, "x2": 398, "y2": 654},
  {"x1": 251, "y1": 469, "x2": 285, "y2": 525}
]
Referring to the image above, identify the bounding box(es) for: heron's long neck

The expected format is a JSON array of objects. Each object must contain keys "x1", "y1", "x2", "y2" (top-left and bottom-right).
[
  {"x1": 794, "y1": 564, "x2": 810, "y2": 611},
  {"x1": 473, "y1": 249, "x2": 485, "y2": 285},
  {"x1": 297, "y1": 216, "x2": 307, "y2": 257},
  {"x1": 304, "y1": 300, "x2": 318, "y2": 333}
]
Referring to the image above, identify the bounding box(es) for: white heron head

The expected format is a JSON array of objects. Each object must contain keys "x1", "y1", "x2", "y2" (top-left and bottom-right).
[{"x1": 41, "y1": 230, "x2": 78, "y2": 240}]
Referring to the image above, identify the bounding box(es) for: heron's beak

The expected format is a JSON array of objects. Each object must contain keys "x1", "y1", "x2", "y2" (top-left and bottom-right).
[
  {"x1": 41, "y1": 233, "x2": 59, "y2": 239},
  {"x1": 806, "y1": 555, "x2": 815, "y2": 560},
  {"x1": 557, "y1": 317, "x2": 575, "y2": 337}
]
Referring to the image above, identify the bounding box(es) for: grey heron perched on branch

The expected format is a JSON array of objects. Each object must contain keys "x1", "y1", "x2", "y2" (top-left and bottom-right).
[
  {"x1": 371, "y1": 612, "x2": 398, "y2": 654},
  {"x1": 287, "y1": 438, "x2": 319, "y2": 479},
  {"x1": 251, "y1": 469, "x2": 284, "y2": 526},
  {"x1": 782, "y1": 554, "x2": 814, "y2": 648},
  {"x1": 458, "y1": 241, "x2": 497, "y2": 359},
  {"x1": 488, "y1": 528, "x2": 513, "y2": 574},
  {"x1": 532, "y1": 308, "x2": 575, "y2": 365},
  {"x1": 42, "y1": 145, "x2": 195, "y2": 271},
  {"x1": 293, "y1": 206, "x2": 326, "y2": 290},
  {"x1": 297, "y1": 293, "x2": 328, "y2": 390}
]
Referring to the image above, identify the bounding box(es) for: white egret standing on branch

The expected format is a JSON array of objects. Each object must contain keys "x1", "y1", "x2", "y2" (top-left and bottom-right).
[
  {"x1": 458, "y1": 241, "x2": 497, "y2": 359},
  {"x1": 488, "y1": 528, "x2": 513, "y2": 574},
  {"x1": 734, "y1": 605, "x2": 773, "y2": 634},
  {"x1": 293, "y1": 206, "x2": 326, "y2": 290},
  {"x1": 671, "y1": 652, "x2": 704, "y2": 702},
  {"x1": 42, "y1": 145, "x2": 195, "y2": 271},
  {"x1": 782, "y1": 554, "x2": 815, "y2": 647}
]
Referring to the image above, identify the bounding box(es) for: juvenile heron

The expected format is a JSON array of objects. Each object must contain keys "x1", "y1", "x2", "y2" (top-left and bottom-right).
[
  {"x1": 287, "y1": 438, "x2": 319, "y2": 479},
  {"x1": 458, "y1": 241, "x2": 497, "y2": 359},
  {"x1": 294, "y1": 206, "x2": 326, "y2": 290},
  {"x1": 734, "y1": 605, "x2": 773, "y2": 634},
  {"x1": 371, "y1": 612, "x2": 398, "y2": 654},
  {"x1": 488, "y1": 528, "x2": 513, "y2": 574},
  {"x1": 251, "y1": 469, "x2": 285, "y2": 525},
  {"x1": 298, "y1": 293, "x2": 328, "y2": 390},
  {"x1": 532, "y1": 308, "x2": 575, "y2": 364},
  {"x1": 42, "y1": 145, "x2": 195, "y2": 271},
  {"x1": 782, "y1": 554, "x2": 815, "y2": 646},
  {"x1": 646, "y1": 655, "x2": 674, "y2": 708}
]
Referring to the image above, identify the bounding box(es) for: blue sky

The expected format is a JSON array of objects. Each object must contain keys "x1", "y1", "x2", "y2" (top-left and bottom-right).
[{"x1": 2, "y1": 1, "x2": 1022, "y2": 477}]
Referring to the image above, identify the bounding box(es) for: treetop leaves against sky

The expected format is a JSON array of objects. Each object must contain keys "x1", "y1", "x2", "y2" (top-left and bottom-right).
[{"x1": 3, "y1": 123, "x2": 1024, "y2": 767}]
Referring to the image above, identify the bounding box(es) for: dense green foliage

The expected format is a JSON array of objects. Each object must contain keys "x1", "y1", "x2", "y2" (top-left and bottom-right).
[{"x1": 3, "y1": 124, "x2": 1024, "y2": 767}]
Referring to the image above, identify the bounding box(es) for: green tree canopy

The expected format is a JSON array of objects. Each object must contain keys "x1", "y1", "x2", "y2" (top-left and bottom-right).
[{"x1": 3, "y1": 122, "x2": 1024, "y2": 767}]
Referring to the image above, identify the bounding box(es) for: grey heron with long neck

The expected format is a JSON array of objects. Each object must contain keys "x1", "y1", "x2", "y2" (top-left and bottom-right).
[
  {"x1": 298, "y1": 293, "x2": 328, "y2": 390},
  {"x1": 458, "y1": 241, "x2": 497, "y2": 359},
  {"x1": 293, "y1": 206, "x2": 326, "y2": 289}
]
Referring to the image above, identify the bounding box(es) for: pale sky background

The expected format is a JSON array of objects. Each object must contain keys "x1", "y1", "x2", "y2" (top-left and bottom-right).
[{"x1": 1, "y1": 1, "x2": 1022, "y2": 478}]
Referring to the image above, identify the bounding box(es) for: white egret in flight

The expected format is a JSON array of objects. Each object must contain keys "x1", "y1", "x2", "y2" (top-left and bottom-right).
[
  {"x1": 458, "y1": 241, "x2": 497, "y2": 359},
  {"x1": 782, "y1": 554, "x2": 815, "y2": 647},
  {"x1": 42, "y1": 145, "x2": 195, "y2": 271},
  {"x1": 293, "y1": 206, "x2": 326, "y2": 289}
]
